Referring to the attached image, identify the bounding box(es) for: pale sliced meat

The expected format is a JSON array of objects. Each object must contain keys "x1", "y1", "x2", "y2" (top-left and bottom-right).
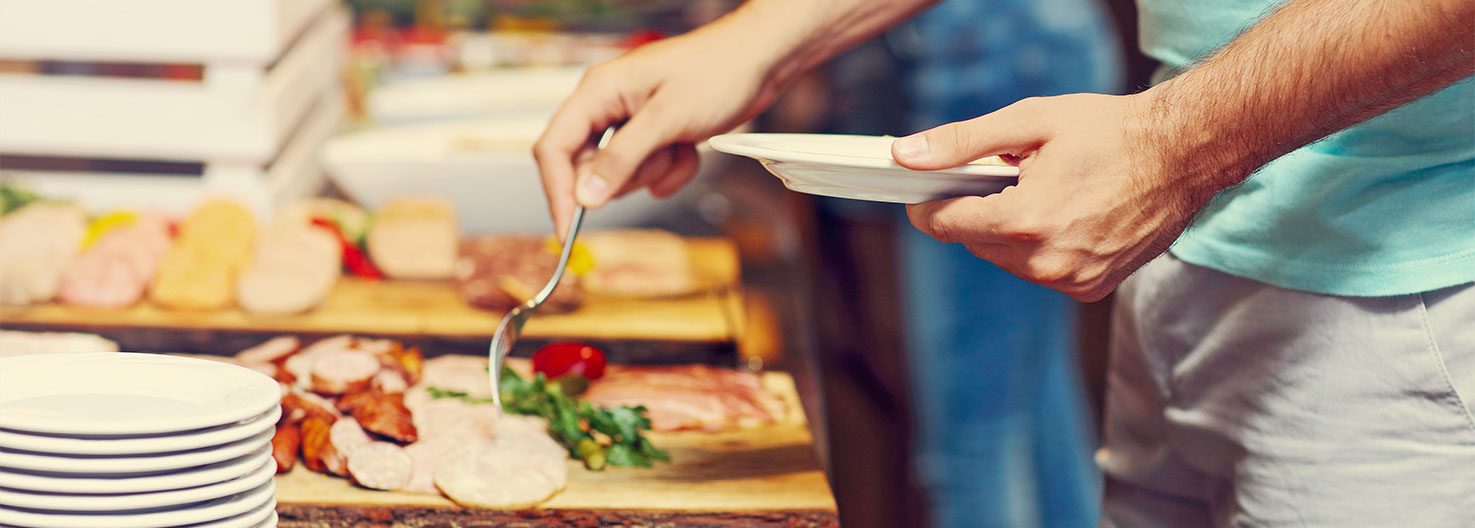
[
  {"x1": 403, "y1": 438, "x2": 456, "y2": 494},
  {"x1": 0, "y1": 203, "x2": 87, "y2": 306},
  {"x1": 237, "y1": 226, "x2": 340, "y2": 314},
  {"x1": 367, "y1": 198, "x2": 457, "y2": 280},
  {"x1": 419, "y1": 354, "x2": 492, "y2": 397},
  {"x1": 372, "y1": 370, "x2": 409, "y2": 394},
  {"x1": 235, "y1": 336, "x2": 301, "y2": 364},
  {"x1": 325, "y1": 417, "x2": 374, "y2": 477},
  {"x1": 433, "y1": 433, "x2": 568, "y2": 509},
  {"x1": 348, "y1": 441, "x2": 413, "y2": 491},
  {"x1": 57, "y1": 216, "x2": 171, "y2": 308},
  {"x1": 309, "y1": 350, "x2": 381, "y2": 395},
  {"x1": 584, "y1": 365, "x2": 785, "y2": 431},
  {"x1": 580, "y1": 229, "x2": 699, "y2": 298}
]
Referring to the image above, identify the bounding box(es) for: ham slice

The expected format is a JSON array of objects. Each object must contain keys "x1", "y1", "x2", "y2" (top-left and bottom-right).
[
  {"x1": 580, "y1": 229, "x2": 699, "y2": 298},
  {"x1": 366, "y1": 198, "x2": 457, "y2": 280},
  {"x1": 237, "y1": 226, "x2": 340, "y2": 314},
  {"x1": 584, "y1": 365, "x2": 785, "y2": 431},
  {"x1": 57, "y1": 214, "x2": 171, "y2": 308}
]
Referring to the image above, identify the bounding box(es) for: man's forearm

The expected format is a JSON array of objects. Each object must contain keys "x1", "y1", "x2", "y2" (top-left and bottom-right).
[
  {"x1": 722, "y1": 0, "x2": 937, "y2": 91},
  {"x1": 1149, "y1": 0, "x2": 1475, "y2": 188}
]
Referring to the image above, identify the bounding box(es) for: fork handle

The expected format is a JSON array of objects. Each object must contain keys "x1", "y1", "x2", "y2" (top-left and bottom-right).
[{"x1": 532, "y1": 206, "x2": 584, "y2": 306}]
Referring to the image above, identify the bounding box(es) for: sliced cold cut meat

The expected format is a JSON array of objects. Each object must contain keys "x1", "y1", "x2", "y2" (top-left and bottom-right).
[
  {"x1": 235, "y1": 336, "x2": 301, "y2": 365},
  {"x1": 237, "y1": 226, "x2": 340, "y2": 314},
  {"x1": 366, "y1": 198, "x2": 457, "y2": 280},
  {"x1": 433, "y1": 432, "x2": 569, "y2": 509},
  {"x1": 324, "y1": 417, "x2": 374, "y2": 477},
  {"x1": 455, "y1": 235, "x2": 580, "y2": 312},
  {"x1": 272, "y1": 422, "x2": 301, "y2": 474},
  {"x1": 348, "y1": 441, "x2": 414, "y2": 491},
  {"x1": 309, "y1": 351, "x2": 381, "y2": 395},
  {"x1": 580, "y1": 229, "x2": 700, "y2": 298},
  {"x1": 337, "y1": 390, "x2": 418, "y2": 444},
  {"x1": 57, "y1": 214, "x2": 172, "y2": 308},
  {"x1": 0, "y1": 203, "x2": 87, "y2": 306}
]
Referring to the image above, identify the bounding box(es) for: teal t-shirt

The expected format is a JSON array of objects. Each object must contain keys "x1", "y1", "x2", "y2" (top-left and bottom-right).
[{"x1": 1140, "y1": 0, "x2": 1475, "y2": 296}]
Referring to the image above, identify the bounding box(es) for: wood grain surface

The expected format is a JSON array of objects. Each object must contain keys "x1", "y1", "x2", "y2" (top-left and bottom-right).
[
  {"x1": 274, "y1": 373, "x2": 837, "y2": 526},
  {"x1": 0, "y1": 239, "x2": 746, "y2": 351}
]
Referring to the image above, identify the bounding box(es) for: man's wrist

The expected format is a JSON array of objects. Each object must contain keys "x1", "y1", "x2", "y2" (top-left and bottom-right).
[{"x1": 1135, "y1": 79, "x2": 1262, "y2": 195}]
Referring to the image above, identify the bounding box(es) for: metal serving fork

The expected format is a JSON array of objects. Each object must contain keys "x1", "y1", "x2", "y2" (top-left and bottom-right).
[{"x1": 488, "y1": 127, "x2": 612, "y2": 409}]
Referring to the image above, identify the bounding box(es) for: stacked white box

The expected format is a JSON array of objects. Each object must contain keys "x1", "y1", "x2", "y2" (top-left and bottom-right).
[{"x1": 0, "y1": 0, "x2": 347, "y2": 218}]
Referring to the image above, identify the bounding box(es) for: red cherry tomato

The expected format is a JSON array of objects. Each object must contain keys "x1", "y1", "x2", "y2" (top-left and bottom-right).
[{"x1": 532, "y1": 342, "x2": 607, "y2": 380}]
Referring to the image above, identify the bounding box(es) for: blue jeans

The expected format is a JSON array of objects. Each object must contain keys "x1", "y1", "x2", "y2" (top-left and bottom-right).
[{"x1": 899, "y1": 224, "x2": 1100, "y2": 528}]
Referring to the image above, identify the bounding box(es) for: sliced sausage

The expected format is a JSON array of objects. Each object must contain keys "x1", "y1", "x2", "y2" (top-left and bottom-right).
[
  {"x1": 299, "y1": 416, "x2": 334, "y2": 474},
  {"x1": 324, "y1": 417, "x2": 374, "y2": 477},
  {"x1": 309, "y1": 350, "x2": 380, "y2": 395},
  {"x1": 272, "y1": 422, "x2": 302, "y2": 474},
  {"x1": 235, "y1": 336, "x2": 301, "y2": 364},
  {"x1": 338, "y1": 390, "x2": 418, "y2": 444}
]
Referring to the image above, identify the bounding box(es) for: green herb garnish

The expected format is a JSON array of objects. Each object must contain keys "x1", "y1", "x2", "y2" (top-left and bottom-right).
[{"x1": 427, "y1": 368, "x2": 668, "y2": 470}]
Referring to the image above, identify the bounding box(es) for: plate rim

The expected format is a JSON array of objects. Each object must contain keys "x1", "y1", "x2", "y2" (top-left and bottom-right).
[
  {"x1": 0, "y1": 481, "x2": 275, "y2": 528},
  {"x1": 0, "y1": 457, "x2": 276, "y2": 511},
  {"x1": 0, "y1": 428, "x2": 274, "y2": 474},
  {"x1": 0, "y1": 353, "x2": 280, "y2": 436},
  {"x1": 707, "y1": 133, "x2": 1022, "y2": 178},
  {"x1": 0, "y1": 406, "x2": 280, "y2": 456},
  {"x1": 0, "y1": 447, "x2": 272, "y2": 494}
]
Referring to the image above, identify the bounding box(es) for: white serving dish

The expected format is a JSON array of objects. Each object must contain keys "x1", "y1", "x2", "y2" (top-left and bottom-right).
[
  {"x1": 0, "y1": 8, "x2": 347, "y2": 163},
  {"x1": 324, "y1": 117, "x2": 714, "y2": 233},
  {"x1": 708, "y1": 133, "x2": 1021, "y2": 203},
  {"x1": 0, "y1": 406, "x2": 279, "y2": 456},
  {"x1": 0, "y1": 457, "x2": 274, "y2": 511},
  {"x1": 367, "y1": 67, "x2": 587, "y2": 125},
  {"x1": 0, "y1": 481, "x2": 275, "y2": 528},
  {"x1": 0, "y1": 353, "x2": 279, "y2": 436},
  {"x1": 0, "y1": 0, "x2": 331, "y2": 64},
  {"x1": 0, "y1": 429, "x2": 273, "y2": 474},
  {"x1": 0, "y1": 447, "x2": 271, "y2": 495}
]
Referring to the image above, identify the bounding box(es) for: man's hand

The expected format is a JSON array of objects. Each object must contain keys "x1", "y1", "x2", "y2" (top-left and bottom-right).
[
  {"x1": 532, "y1": 17, "x2": 783, "y2": 238},
  {"x1": 899, "y1": 0, "x2": 1474, "y2": 302},
  {"x1": 897, "y1": 94, "x2": 1234, "y2": 302},
  {"x1": 534, "y1": 0, "x2": 937, "y2": 238}
]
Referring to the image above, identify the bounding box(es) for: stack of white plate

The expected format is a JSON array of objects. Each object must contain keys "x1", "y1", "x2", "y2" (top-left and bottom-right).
[{"x1": 0, "y1": 353, "x2": 282, "y2": 528}]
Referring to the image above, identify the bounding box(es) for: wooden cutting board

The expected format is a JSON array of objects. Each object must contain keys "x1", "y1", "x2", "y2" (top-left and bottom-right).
[
  {"x1": 274, "y1": 373, "x2": 838, "y2": 527},
  {"x1": 0, "y1": 238, "x2": 746, "y2": 362}
]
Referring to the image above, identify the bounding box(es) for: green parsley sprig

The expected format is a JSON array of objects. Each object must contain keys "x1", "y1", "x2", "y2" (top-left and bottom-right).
[{"x1": 427, "y1": 368, "x2": 668, "y2": 470}]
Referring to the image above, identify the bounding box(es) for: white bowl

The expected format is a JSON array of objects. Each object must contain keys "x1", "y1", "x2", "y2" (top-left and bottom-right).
[
  {"x1": 709, "y1": 133, "x2": 1020, "y2": 204},
  {"x1": 323, "y1": 117, "x2": 706, "y2": 233}
]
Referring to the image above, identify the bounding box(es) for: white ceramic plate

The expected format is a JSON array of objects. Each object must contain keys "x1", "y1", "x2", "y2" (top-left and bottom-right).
[
  {"x1": 0, "y1": 456, "x2": 274, "y2": 511},
  {"x1": 0, "y1": 428, "x2": 273, "y2": 474},
  {"x1": 0, "y1": 446, "x2": 271, "y2": 494},
  {"x1": 172, "y1": 502, "x2": 275, "y2": 528},
  {"x1": 708, "y1": 133, "x2": 1021, "y2": 204},
  {"x1": 0, "y1": 406, "x2": 280, "y2": 456},
  {"x1": 0, "y1": 353, "x2": 279, "y2": 436},
  {"x1": 0, "y1": 481, "x2": 274, "y2": 528}
]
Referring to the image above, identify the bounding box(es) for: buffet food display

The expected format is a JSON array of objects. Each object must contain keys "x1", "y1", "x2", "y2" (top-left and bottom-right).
[{"x1": 0, "y1": 189, "x2": 704, "y2": 316}]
